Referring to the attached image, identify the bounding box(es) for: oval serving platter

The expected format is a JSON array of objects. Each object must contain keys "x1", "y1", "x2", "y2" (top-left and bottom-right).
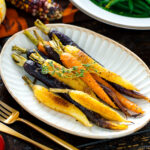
[{"x1": 0, "y1": 24, "x2": 150, "y2": 139}]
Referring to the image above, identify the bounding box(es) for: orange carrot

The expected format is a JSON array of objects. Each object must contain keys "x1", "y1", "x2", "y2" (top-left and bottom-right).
[
  {"x1": 64, "y1": 45, "x2": 138, "y2": 91},
  {"x1": 92, "y1": 74, "x2": 144, "y2": 114},
  {"x1": 37, "y1": 42, "x2": 46, "y2": 55},
  {"x1": 37, "y1": 41, "x2": 51, "y2": 55},
  {"x1": 60, "y1": 52, "x2": 118, "y2": 109},
  {"x1": 23, "y1": 30, "x2": 48, "y2": 56}
]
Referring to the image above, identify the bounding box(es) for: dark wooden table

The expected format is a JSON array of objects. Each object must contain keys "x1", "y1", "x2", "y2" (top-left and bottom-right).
[{"x1": 1, "y1": 3, "x2": 150, "y2": 150}]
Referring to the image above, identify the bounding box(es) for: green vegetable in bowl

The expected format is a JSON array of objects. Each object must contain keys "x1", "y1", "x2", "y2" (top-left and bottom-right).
[{"x1": 91, "y1": 0, "x2": 150, "y2": 18}]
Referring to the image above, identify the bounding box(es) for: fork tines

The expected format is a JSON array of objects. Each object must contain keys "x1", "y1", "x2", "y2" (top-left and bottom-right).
[{"x1": 0, "y1": 101, "x2": 12, "y2": 119}]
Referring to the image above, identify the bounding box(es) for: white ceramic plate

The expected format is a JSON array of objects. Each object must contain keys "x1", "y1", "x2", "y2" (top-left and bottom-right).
[
  {"x1": 70, "y1": 0, "x2": 150, "y2": 29},
  {"x1": 1, "y1": 24, "x2": 150, "y2": 139}
]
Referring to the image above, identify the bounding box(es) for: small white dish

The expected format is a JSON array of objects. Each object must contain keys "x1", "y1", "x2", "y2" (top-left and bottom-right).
[
  {"x1": 70, "y1": 0, "x2": 150, "y2": 29},
  {"x1": 0, "y1": 24, "x2": 150, "y2": 139}
]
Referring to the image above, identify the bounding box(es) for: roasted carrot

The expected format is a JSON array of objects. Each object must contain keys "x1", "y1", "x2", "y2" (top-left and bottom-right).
[
  {"x1": 64, "y1": 45, "x2": 139, "y2": 91},
  {"x1": 33, "y1": 30, "x2": 50, "y2": 55},
  {"x1": 37, "y1": 42, "x2": 47, "y2": 55},
  {"x1": 24, "y1": 30, "x2": 47, "y2": 55},
  {"x1": 50, "y1": 88, "x2": 129, "y2": 122},
  {"x1": 24, "y1": 30, "x2": 62, "y2": 64},
  {"x1": 69, "y1": 90, "x2": 129, "y2": 122},
  {"x1": 110, "y1": 82, "x2": 150, "y2": 102},
  {"x1": 103, "y1": 122, "x2": 128, "y2": 130},
  {"x1": 29, "y1": 51, "x2": 97, "y2": 99},
  {"x1": 32, "y1": 25, "x2": 138, "y2": 91},
  {"x1": 22, "y1": 76, "x2": 92, "y2": 127},
  {"x1": 92, "y1": 73, "x2": 144, "y2": 114},
  {"x1": 60, "y1": 52, "x2": 117, "y2": 109},
  {"x1": 99, "y1": 83, "x2": 132, "y2": 116},
  {"x1": 44, "y1": 59, "x2": 97, "y2": 99}
]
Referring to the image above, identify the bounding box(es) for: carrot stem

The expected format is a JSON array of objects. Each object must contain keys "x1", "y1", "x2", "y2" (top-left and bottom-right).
[
  {"x1": 33, "y1": 30, "x2": 44, "y2": 44},
  {"x1": 11, "y1": 53, "x2": 27, "y2": 67},
  {"x1": 49, "y1": 88, "x2": 71, "y2": 93},
  {"x1": 29, "y1": 50, "x2": 45, "y2": 65},
  {"x1": 52, "y1": 34, "x2": 64, "y2": 50},
  {"x1": 49, "y1": 40, "x2": 63, "y2": 56},
  {"x1": 22, "y1": 76, "x2": 34, "y2": 89},
  {"x1": 23, "y1": 30, "x2": 39, "y2": 46},
  {"x1": 34, "y1": 19, "x2": 50, "y2": 35},
  {"x1": 12, "y1": 45, "x2": 27, "y2": 54}
]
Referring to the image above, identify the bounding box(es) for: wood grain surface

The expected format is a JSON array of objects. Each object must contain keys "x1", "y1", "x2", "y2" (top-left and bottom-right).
[{"x1": 1, "y1": 2, "x2": 150, "y2": 150}]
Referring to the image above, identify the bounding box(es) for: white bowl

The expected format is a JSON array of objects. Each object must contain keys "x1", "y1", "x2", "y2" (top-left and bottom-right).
[
  {"x1": 70, "y1": 0, "x2": 150, "y2": 29},
  {"x1": 0, "y1": 24, "x2": 150, "y2": 139}
]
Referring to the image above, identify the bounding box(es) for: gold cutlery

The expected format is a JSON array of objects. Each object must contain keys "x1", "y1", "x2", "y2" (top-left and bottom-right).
[
  {"x1": 0, "y1": 122, "x2": 52, "y2": 150},
  {"x1": 0, "y1": 101, "x2": 78, "y2": 150}
]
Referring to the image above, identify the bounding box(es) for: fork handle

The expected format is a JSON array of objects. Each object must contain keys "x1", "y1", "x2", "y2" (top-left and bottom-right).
[
  {"x1": 0, "y1": 123, "x2": 52, "y2": 150},
  {"x1": 17, "y1": 118, "x2": 78, "y2": 150}
]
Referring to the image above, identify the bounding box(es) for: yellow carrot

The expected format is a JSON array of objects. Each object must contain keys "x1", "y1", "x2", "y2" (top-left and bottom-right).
[
  {"x1": 23, "y1": 76, "x2": 92, "y2": 127},
  {"x1": 64, "y1": 45, "x2": 138, "y2": 91},
  {"x1": 29, "y1": 50, "x2": 97, "y2": 99},
  {"x1": 60, "y1": 52, "x2": 118, "y2": 109},
  {"x1": 69, "y1": 90, "x2": 128, "y2": 122},
  {"x1": 44, "y1": 60, "x2": 97, "y2": 99},
  {"x1": 107, "y1": 123, "x2": 128, "y2": 130}
]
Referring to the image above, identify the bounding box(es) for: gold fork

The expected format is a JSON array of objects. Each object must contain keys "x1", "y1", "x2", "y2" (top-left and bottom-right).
[
  {"x1": 0, "y1": 122, "x2": 52, "y2": 150},
  {"x1": 0, "y1": 101, "x2": 78, "y2": 150}
]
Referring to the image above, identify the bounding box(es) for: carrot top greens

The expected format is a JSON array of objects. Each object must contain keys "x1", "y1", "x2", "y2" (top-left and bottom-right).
[{"x1": 91, "y1": 0, "x2": 150, "y2": 18}]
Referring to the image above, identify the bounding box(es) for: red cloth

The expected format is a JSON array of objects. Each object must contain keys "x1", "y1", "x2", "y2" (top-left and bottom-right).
[{"x1": 0, "y1": 135, "x2": 5, "y2": 150}]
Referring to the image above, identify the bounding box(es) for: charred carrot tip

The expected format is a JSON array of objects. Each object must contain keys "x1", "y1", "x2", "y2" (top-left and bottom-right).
[
  {"x1": 144, "y1": 97, "x2": 150, "y2": 102},
  {"x1": 141, "y1": 111, "x2": 145, "y2": 114},
  {"x1": 123, "y1": 120, "x2": 133, "y2": 124}
]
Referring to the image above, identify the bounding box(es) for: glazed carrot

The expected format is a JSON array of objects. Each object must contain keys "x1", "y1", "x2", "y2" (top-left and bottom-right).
[
  {"x1": 44, "y1": 60, "x2": 96, "y2": 99},
  {"x1": 33, "y1": 30, "x2": 49, "y2": 55},
  {"x1": 24, "y1": 30, "x2": 62, "y2": 64},
  {"x1": 110, "y1": 82, "x2": 150, "y2": 102},
  {"x1": 60, "y1": 52, "x2": 118, "y2": 109},
  {"x1": 92, "y1": 73, "x2": 144, "y2": 114},
  {"x1": 64, "y1": 45, "x2": 139, "y2": 91},
  {"x1": 69, "y1": 90, "x2": 129, "y2": 122},
  {"x1": 29, "y1": 51, "x2": 97, "y2": 99},
  {"x1": 22, "y1": 76, "x2": 92, "y2": 127},
  {"x1": 50, "y1": 88, "x2": 128, "y2": 122},
  {"x1": 37, "y1": 42, "x2": 47, "y2": 55},
  {"x1": 24, "y1": 30, "x2": 48, "y2": 55},
  {"x1": 99, "y1": 83, "x2": 132, "y2": 116}
]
